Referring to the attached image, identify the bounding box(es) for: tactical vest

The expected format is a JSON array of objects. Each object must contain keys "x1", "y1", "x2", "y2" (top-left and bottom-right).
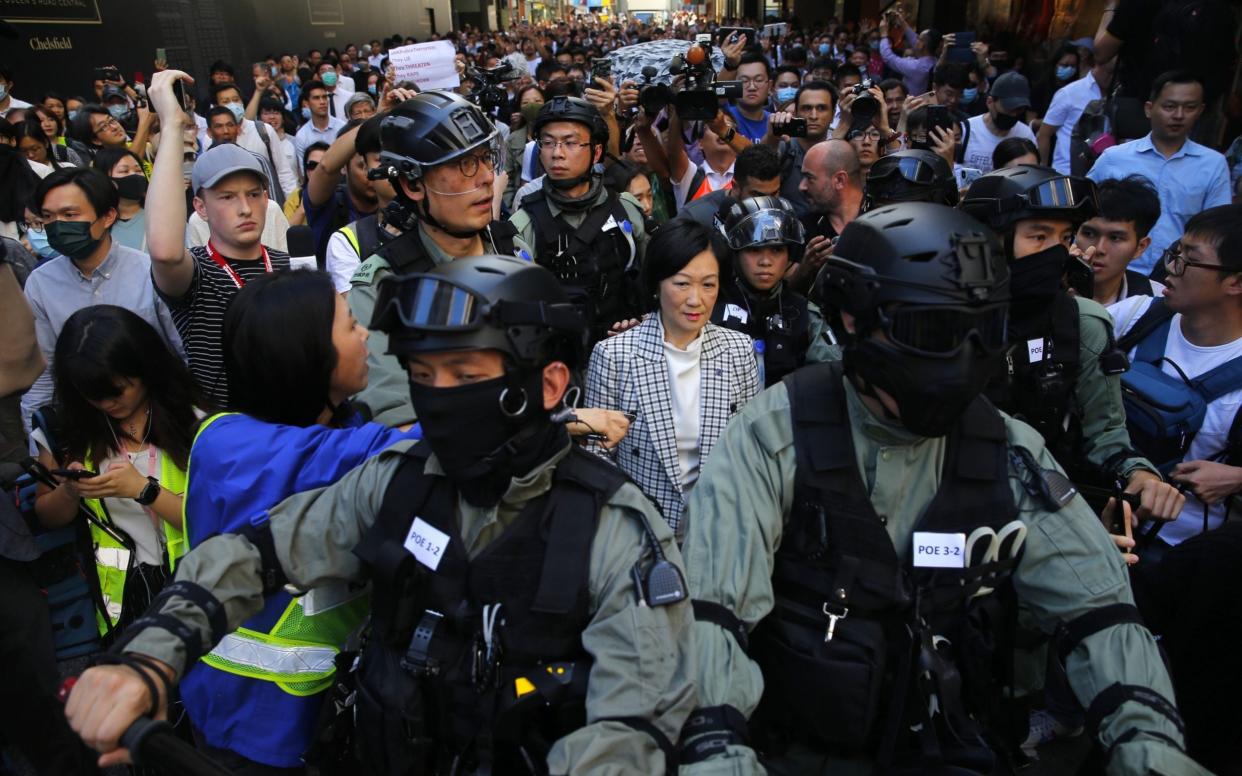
[
  {"x1": 341, "y1": 214, "x2": 386, "y2": 264},
  {"x1": 986, "y1": 292, "x2": 1081, "y2": 460},
  {"x1": 375, "y1": 221, "x2": 520, "y2": 277},
  {"x1": 751, "y1": 363, "x2": 1021, "y2": 772},
  {"x1": 350, "y1": 442, "x2": 627, "y2": 775},
  {"x1": 712, "y1": 280, "x2": 811, "y2": 388},
  {"x1": 522, "y1": 188, "x2": 640, "y2": 343}
]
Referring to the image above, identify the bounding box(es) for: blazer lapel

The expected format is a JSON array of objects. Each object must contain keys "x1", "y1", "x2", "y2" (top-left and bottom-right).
[
  {"x1": 634, "y1": 317, "x2": 684, "y2": 496},
  {"x1": 698, "y1": 325, "x2": 732, "y2": 462}
]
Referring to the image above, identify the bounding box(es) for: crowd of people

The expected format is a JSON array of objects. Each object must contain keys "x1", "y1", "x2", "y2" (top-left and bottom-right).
[{"x1": 3, "y1": 2, "x2": 1242, "y2": 774}]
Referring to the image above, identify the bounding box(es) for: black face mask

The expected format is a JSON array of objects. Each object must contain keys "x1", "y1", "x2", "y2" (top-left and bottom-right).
[
  {"x1": 1009, "y1": 243, "x2": 1068, "y2": 325},
  {"x1": 114, "y1": 174, "x2": 149, "y2": 202},
  {"x1": 845, "y1": 335, "x2": 1002, "y2": 438},
  {"x1": 992, "y1": 110, "x2": 1020, "y2": 131},
  {"x1": 408, "y1": 371, "x2": 557, "y2": 506}
]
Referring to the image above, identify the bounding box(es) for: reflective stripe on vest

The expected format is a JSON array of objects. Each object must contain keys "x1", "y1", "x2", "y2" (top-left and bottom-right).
[
  {"x1": 691, "y1": 174, "x2": 732, "y2": 202},
  {"x1": 341, "y1": 223, "x2": 361, "y2": 257},
  {"x1": 189, "y1": 412, "x2": 371, "y2": 696}
]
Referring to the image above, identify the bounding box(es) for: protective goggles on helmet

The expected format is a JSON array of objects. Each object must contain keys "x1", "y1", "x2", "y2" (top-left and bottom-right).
[
  {"x1": 988, "y1": 175, "x2": 1096, "y2": 215},
  {"x1": 868, "y1": 155, "x2": 942, "y2": 186},
  {"x1": 871, "y1": 303, "x2": 1008, "y2": 357},
  {"x1": 726, "y1": 209, "x2": 807, "y2": 251},
  {"x1": 370, "y1": 273, "x2": 582, "y2": 334}
]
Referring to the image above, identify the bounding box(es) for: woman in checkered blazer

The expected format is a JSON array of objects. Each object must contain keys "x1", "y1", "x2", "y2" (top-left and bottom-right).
[{"x1": 585, "y1": 220, "x2": 760, "y2": 537}]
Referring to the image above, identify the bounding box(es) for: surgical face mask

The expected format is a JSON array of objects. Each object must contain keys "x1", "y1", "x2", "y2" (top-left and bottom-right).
[
  {"x1": 819, "y1": 43, "x2": 831, "y2": 55},
  {"x1": 992, "y1": 110, "x2": 1020, "y2": 131},
  {"x1": 367, "y1": 85, "x2": 378, "y2": 96},
  {"x1": 225, "y1": 102, "x2": 245, "y2": 122},
  {"x1": 1056, "y1": 65, "x2": 1076, "y2": 82},
  {"x1": 322, "y1": 71, "x2": 338, "y2": 88},
  {"x1": 46, "y1": 219, "x2": 103, "y2": 262},
  {"x1": 270, "y1": 65, "x2": 279, "y2": 77},
  {"x1": 0, "y1": 83, "x2": 8, "y2": 101},
  {"x1": 68, "y1": 109, "x2": 80, "y2": 122},
  {"x1": 107, "y1": 103, "x2": 130, "y2": 120},
  {"x1": 961, "y1": 87, "x2": 978, "y2": 105},
  {"x1": 24, "y1": 228, "x2": 60, "y2": 260},
  {"x1": 776, "y1": 86, "x2": 799, "y2": 104},
  {"x1": 301, "y1": 106, "x2": 311, "y2": 120}
]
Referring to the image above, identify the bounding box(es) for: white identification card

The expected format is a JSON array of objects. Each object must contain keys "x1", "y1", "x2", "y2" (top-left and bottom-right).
[
  {"x1": 912, "y1": 532, "x2": 966, "y2": 569},
  {"x1": 601, "y1": 215, "x2": 619, "y2": 232},
  {"x1": 288, "y1": 256, "x2": 317, "y2": 272},
  {"x1": 724, "y1": 303, "x2": 750, "y2": 324},
  {"x1": 1027, "y1": 338, "x2": 1046, "y2": 363},
  {"x1": 404, "y1": 517, "x2": 450, "y2": 570}
]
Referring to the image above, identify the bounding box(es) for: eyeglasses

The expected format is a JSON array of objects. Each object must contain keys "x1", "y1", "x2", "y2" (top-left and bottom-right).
[
  {"x1": 537, "y1": 137, "x2": 588, "y2": 152},
  {"x1": 1162, "y1": 241, "x2": 1235, "y2": 277},
  {"x1": 849, "y1": 128, "x2": 884, "y2": 141},
  {"x1": 91, "y1": 117, "x2": 121, "y2": 132},
  {"x1": 739, "y1": 76, "x2": 770, "y2": 87},
  {"x1": 455, "y1": 148, "x2": 499, "y2": 177}
]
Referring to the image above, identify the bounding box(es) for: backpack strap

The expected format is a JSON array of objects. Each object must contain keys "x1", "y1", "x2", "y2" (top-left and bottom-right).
[
  {"x1": 1124, "y1": 269, "x2": 1154, "y2": 298},
  {"x1": 486, "y1": 219, "x2": 520, "y2": 258},
  {"x1": 1192, "y1": 354, "x2": 1242, "y2": 404},
  {"x1": 1117, "y1": 299, "x2": 1176, "y2": 357}
]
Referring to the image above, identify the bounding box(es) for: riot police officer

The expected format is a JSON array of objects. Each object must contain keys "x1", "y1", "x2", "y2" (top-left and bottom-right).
[
  {"x1": 864, "y1": 148, "x2": 960, "y2": 209},
  {"x1": 510, "y1": 96, "x2": 649, "y2": 344},
  {"x1": 349, "y1": 90, "x2": 532, "y2": 427},
  {"x1": 65, "y1": 257, "x2": 694, "y2": 775},
  {"x1": 959, "y1": 165, "x2": 1182, "y2": 520},
  {"x1": 676, "y1": 203, "x2": 1203, "y2": 775},
  {"x1": 712, "y1": 196, "x2": 825, "y2": 387}
]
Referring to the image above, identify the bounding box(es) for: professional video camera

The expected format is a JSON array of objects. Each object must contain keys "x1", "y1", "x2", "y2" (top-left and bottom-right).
[
  {"x1": 467, "y1": 61, "x2": 519, "y2": 121},
  {"x1": 651, "y1": 35, "x2": 743, "y2": 121}
]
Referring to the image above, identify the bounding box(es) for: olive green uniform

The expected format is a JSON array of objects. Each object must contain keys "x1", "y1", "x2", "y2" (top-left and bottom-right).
[
  {"x1": 346, "y1": 224, "x2": 532, "y2": 427},
  {"x1": 123, "y1": 440, "x2": 696, "y2": 774},
  {"x1": 509, "y1": 186, "x2": 650, "y2": 266},
  {"x1": 678, "y1": 377, "x2": 1206, "y2": 776}
]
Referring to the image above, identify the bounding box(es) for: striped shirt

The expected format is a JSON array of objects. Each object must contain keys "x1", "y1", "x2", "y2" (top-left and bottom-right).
[{"x1": 157, "y1": 246, "x2": 290, "y2": 407}]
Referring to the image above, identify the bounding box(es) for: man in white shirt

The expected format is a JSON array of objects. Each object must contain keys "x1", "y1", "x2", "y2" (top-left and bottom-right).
[
  {"x1": 666, "y1": 111, "x2": 744, "y2": 211},
  {"x1": 316, "y1": 59, "x2": 355, "y2": 119},
  {"x1": 293, "y1": 81, "x2": 346, "y2": 171},
  {"x1": 1107, "y1": 204, "x2": 1242, "y2": 556},
  {"x1": 259, "y1": 97, "x2": 298, "y2": 179},
  {"x1": 0, "y1": 65, "x2": 31, "y2": 120},
  {"x1": 962, "y1": 71, "x2": 1037, "y2": 173},
  {"x1": 1038, "y1": 59, "x2": 1115, "y2": 175},
  {"x1": 211, "y1": 83, "x2": 297, "y2": 201}
]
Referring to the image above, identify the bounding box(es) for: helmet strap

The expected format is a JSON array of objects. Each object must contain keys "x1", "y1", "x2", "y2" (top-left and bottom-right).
[{"x1": 415, "y1": 181, "x2": 487, "y2": 240}]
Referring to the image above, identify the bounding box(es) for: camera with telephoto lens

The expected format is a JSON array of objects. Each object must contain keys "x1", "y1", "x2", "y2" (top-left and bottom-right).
[
  {"x1": 467, "y1": 61, "x2": 518, "y2": 121},
  {"x1": 637, "y1": 66, "x2": 674, "y2": 118},
  {"x1": 667, "y1": 36, "x2": 743, "y2": 121},
  {"x1": 847, "y1": 77, "x2": 880, "y2": 127}
]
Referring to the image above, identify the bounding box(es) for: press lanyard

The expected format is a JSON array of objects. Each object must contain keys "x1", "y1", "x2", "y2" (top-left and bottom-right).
[{"x1": 206, "y1": 241, "x2": 272, "y2": 289}]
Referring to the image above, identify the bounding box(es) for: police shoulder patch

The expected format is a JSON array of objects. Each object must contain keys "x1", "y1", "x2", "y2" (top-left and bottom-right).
[{"x1": 351, "y1": 254, "x2": 391, "y2": 286}]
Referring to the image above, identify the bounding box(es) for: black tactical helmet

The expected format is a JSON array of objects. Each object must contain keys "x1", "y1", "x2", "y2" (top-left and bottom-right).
[
  {"x1": 816, "y1": 202, "x2": 1011, "y2": 438},
  {"x1": 958, "y1": 164, "x2": 1097, "y2": 232},
  {"x1": 531, "y1": 95, "x2": 610, "y2": 145},
  {"x1": 371, "y1": 255, "x2": 587, "y2": 370},
  {"x1": 722, "y1": 196, "x2": 807, "y2": 264},
  {"x1": 373, "y1": 90, "x2": 497, "y2": 182},
  {"x1": 865, "y1": 149, "x2": 959, "y2": 208}
]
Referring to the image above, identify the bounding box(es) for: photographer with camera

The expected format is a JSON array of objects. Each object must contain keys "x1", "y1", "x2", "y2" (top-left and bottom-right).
[
  {"x1": 765, "y1": 81, "x2": 836, "y2": 217},
  {"x1": 725, "y1": 51, "x2": 775, "y2": 144},
  {"x1": 833, "y1": 82, "x2": 901, "y2": 177},
  {"x1": 877, "y1": 10, "x2": 942, "y2": 95}
]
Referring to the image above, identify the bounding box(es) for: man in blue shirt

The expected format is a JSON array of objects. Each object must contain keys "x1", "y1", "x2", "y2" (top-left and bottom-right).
[
  {"x1": 1088, "y1": 70, "x2": 1231, "y2": 274},
  {"x1": 725, "y1": 51, "x2": 774, "y2": 144}
]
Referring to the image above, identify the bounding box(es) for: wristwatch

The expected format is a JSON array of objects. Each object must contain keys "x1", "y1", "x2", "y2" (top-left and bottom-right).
[
  {"x1": 720, "y1": 126, "x2": 737, "y2": 143},
  {"x1": 134, "y1": 476, "x2": 160, "y2": 506}
]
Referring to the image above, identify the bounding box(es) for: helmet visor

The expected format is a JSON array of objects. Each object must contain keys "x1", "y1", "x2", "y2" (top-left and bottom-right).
[
  {"x1": 726, "y1": 209, "x2": 807, "y2": 251},
  {"x1": 371, "y1": 274, "x2": 487, "y2": 333},
  {"x1": 870, "y1": 155, "x2": 940, "y2": 185},
  {"x1": 881, "y1": 304, "x2": 1008, "y2": 357},
  {"x1": 1024, "y1": 175, "x2": 1095, "y2": 210}
]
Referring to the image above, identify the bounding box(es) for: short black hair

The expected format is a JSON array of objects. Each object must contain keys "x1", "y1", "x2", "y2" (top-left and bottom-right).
[
  {"x1": 91, "y1": 146, "x2": 145, "y2": 178},
  {"x1": 783, "y1": 46, "x2": 808, "y2": 65},
  {"x1": 223, "y1": 270, "x2": 340, "y2": 425},
  {"x1": 735, "y1": 143, "x2": 782, "y2": 187},
  {"x1": 303, "y1": 141, "x2": 330, "y2": 170},
  {"x1": 602, "y1": 159, "x2": 644, "y2": 195},
  {"x1": 207, "y1": 105, "x2": 237, "y2": 125},
  {"x1": 1149, "y1": 69, "x2": 1205, "y2": 102},
  {"x1": 1093, "y1": 176, "x2": 1161, "y2": 239},
  {"x1": 991, "y1": 137, "x2": 1038, "y2": 169},
  {"x1": 300, "y1": 80, "x2": 327, "y2": 102},
  {"x1": 810, "y1": 56, "x2": 837, "y2": 74},
  {"x1": 775, "y1": 65, "x2": 802, "y2": 81},
  {"x1": 835, "y1": 65, "x2": 864, "y2": 85},
  {"x1": 738, "y1": 50, "x2": 773, "y2": 79},
  {"x1": 1184, "y1": 204, "x2": 1242, "y2": 272},
  {"x1": 795, "y1": 80, "x2": 837, "y2": 110},
  {"x1": 0, "y1": 117, "x2": 17, "y2": 143},
  {"x1": 641, "y1": 220, "x2": 728, "y2": 311},
  {"x1": 0, "y1": 64, "x2": 12, "y2": 82},
  {"x1": 33, "y1": 166, "x2": 119, "y2": 219},
  {"x1": 211, "y1": 81, "x2": 244, "y2": 105},
  {"x1": 878, "y1": 77, "x2": 907, "y2": 96},
  {"x1": 922, "y1": 29, "x2": 944, "y2": 57},
  {"x1": 258, "y1": 96, "x2": 286, "y2": 114},
  {"x1": 67, "y1": 104, "x2": 109, "y2": 146},
  {"x1": 209, "y1": 59, "x2": 235, "y2": 76},
  {"x1": 933, "y1": 62, "x2": 969, "y2": 90}
]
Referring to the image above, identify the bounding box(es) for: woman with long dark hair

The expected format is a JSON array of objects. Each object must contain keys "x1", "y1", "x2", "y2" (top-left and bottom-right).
[
  {"x1": 33, "y1": 305, "x2": 203, "y2": 636},
  {"x1": 177, "y1": 269, "x2": 418, "y2": 774}
]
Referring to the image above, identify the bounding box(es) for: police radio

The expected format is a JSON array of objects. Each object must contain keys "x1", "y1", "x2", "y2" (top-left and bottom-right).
[{"x1": 630, "y1": 513, "x2": 687, "y2": 608}]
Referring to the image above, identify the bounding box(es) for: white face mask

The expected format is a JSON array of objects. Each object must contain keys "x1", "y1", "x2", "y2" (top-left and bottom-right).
[{"x1": 226, "y1": 102, "x2": 245, "y2": 121}]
